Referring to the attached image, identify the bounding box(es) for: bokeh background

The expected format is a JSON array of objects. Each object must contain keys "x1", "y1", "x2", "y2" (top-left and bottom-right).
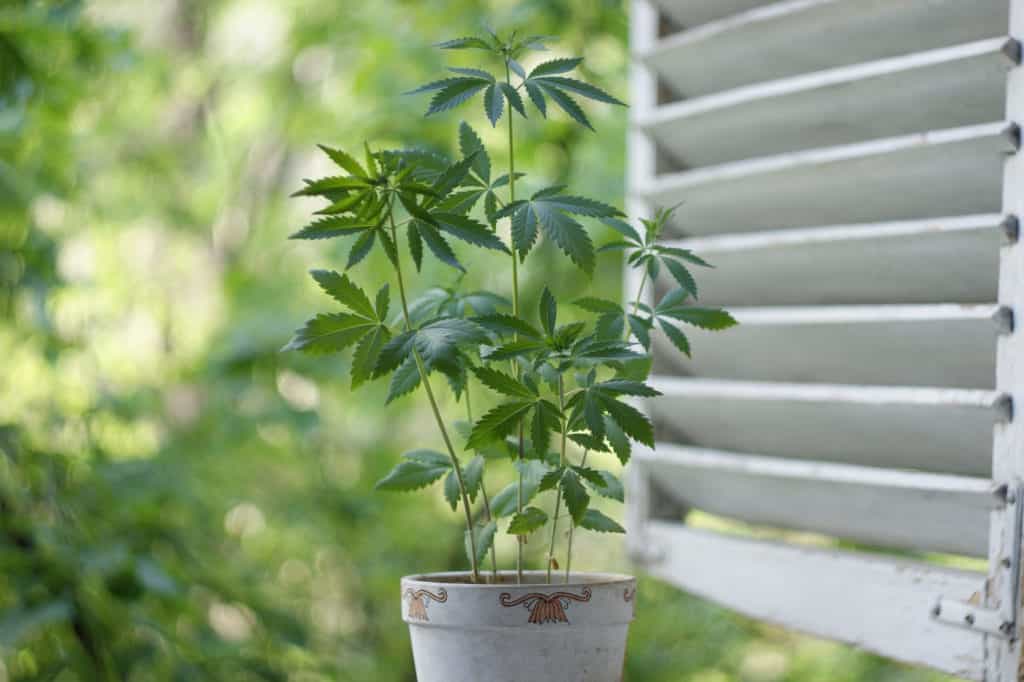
[{"x1": 0, "y1": 1, "x2": 955, "y2": 680}]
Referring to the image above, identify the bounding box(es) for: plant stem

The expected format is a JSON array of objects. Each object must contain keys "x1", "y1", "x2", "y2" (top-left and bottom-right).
[
  {"x1": 564, "y1": 449, "x2": 589, "y2": 584},
  {"x1": 506, "y1": 58, "x2": 525, "y2": 585},
  {"x1": 388, "y1": 206, "x2": 480, "y2": 583},
  {"x1": 466, "y1": 381, "x2": 499, "y2": 582},
  {"x1": 624, "y1": 267, "x2": 650, "y2": 342},
  {"x1": 546, "y1": 373, "x2": 569, "y2": 584}
]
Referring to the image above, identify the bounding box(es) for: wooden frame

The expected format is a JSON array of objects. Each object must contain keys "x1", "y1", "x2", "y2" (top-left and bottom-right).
[{"x1": 625, "y1": 1, "x2": 1024, "y2": 678}]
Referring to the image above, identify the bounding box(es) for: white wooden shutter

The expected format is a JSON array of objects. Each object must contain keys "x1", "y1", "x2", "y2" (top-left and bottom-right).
[{"x1": 625, "y1": 1, "x2": 1024, "y2": 678}]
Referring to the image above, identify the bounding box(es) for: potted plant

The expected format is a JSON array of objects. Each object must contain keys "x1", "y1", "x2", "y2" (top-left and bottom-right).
[{"x1": 284, "y1": 27, "x2": 735, "y2": 682}]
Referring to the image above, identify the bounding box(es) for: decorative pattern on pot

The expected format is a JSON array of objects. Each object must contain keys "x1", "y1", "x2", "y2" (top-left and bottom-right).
[
  {"x1": 403, "y1": 588, "x2": 448, "y2": 622},
  {"x1": 499, "y1": 587, "x2": 593, "y2": 624}
]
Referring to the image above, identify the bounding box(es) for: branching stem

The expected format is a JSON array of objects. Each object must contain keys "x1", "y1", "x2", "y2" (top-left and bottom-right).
[
  {"x1": 466, "y1": 382, "x2": 499, "y2": 581},
  {"x1": 506, "y1": 58, "x2": 525, "y2": 585},
  {"x1": 546, "y1": 373, "x2": 568, "y2": 584},
  {"x1": 388, "y1": 203, "x2": 480, "y2": 583},
  {"x1": 564, "y1": 449, "x2": 589, "y2": 583}
]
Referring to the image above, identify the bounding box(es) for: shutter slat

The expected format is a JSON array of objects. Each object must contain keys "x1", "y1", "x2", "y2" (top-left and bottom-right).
[
  {"x1": 662, "y1": 215, "x2": 1002, "y2": 306},
  {"x1": 643, "y1": 0, "x2": 1009, "y2": 98},
  {"x1": 638, "y1": 443, "x2": 996, "y2": 556},
  {"x1": 651, "y1": 0, "x2": 775, "y2": 29},
  {"x1": 648, "y1": 377, "x2": 1005, "y2": 476},
  {"x1": 642, "y1": 39, "x2": 1013, "y2": 168},
  {"x1": 643, "y1": 521, "x2": 987, "y2": 680},
  {"x1": 644, "y1": 122, "x2": 1012, "y2": 235},
  {"x1": 655, "y1": 304, "x2": 1002, "y2": 389}
]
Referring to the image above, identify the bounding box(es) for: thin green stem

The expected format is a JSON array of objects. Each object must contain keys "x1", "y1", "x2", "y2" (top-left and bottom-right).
[
  {"x1": 506, "y1": 58, "x2": 525, "y2": 585},
  {"x1": 624, "y1": 267, "x2": 650, "y2": 342},
  {"x1": 564, "y1": 449, "x2": 589, "y2": 584},
  {"x1": 388, "y1": 204, "x2": 480, "y2": 583},
  {"x1": 466, "y1": 381, "x2": 499, "y2": 581},
  {"x1": 546, "y1": 373, "x2": 569, "y2": 584}
]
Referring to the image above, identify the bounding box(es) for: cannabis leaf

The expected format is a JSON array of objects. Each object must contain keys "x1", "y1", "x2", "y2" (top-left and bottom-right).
[
  {"x1": 522, "y1": 58, "x2": 625, "y2": 130},
  {"x1": 579, "y1": 509, "x2": 625, "y2": 533},
  {"x1": 507, "y1": 506, "x2": 548, "y2": 535},
  {"x1": 283, "y1": 271, "x2": 392, "y2": 388},
  {"x1": 494, "y1": 187, "x2": 623, "y2": 273},
  {"x1": 375, "y1": 449, "x2": 452, "y2": 491}
]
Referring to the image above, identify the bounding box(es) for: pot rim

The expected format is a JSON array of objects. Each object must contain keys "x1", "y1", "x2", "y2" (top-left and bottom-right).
[{"x1": 401, "y1": 570, "x2": 635, "y2": 589}]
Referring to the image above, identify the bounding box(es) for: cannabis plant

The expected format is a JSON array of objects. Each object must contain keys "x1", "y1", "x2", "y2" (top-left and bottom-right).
[{"x1": 284, "y1": 29, "x2": 735, "y2": 584}]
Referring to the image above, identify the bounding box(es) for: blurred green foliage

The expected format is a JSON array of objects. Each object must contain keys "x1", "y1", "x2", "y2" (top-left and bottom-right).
[{"x1": 0, "y1": 0, "x2": 954, "y2": 680}]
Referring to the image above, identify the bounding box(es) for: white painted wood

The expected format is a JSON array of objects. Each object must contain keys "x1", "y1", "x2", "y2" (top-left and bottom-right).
[
  {"x1": 985, "y1": 1, "x2": 1024, "y2": 677},
  {"x1": 664, "y1": 215, "x2": 1003, "y2": 306},
  {"x1": 655, "y1": 304, "x2": 1002, "y2": 389},
  {"x1": 638, "y1": 444, "x2": 998, "y2": 556},
  {"x1": 641, "y1": 0, "x2": 1010, "y2": 99},
  {"x1": 643, "y1": 522, "x2": 987, "y2": 680},
  {"x1": 643, "y1": 123, "x2": 1013, "y2": 235},
  {"x1": 625, "y1": 0, "x2": 661, "y2": 563},
  {"x1": 648, "y1": 377, "x2": 1007, "y2": 476},
  {"x1": 651, "y1": 0, "x2": 775, "y2": 29},
  {"x1": 642, "y1": 39, "x2": 1014, "y2": 168}
]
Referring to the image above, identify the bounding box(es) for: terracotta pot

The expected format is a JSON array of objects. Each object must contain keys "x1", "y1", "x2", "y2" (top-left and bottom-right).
[{"x1": 401, "y1": 570, "x2": 636, "y2": 682}]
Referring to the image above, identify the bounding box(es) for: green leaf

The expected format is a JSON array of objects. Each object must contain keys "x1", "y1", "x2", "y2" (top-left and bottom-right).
[
  {"x1": 658, "y1": 319, "x2": 691, "y2": 357},
  {"x1": 535, "y1": 202, "x2": 594, "y2": 273},
  {"x1": 416, "y1": 221, "x2": 464, "y2": 272},
  {"x1": 574, "y1": 297, "x2": 621, "y2": 314},
  {"x1": 432, "y1": 212, "x2": 510, "y2": 253},
  {"x1": 600, "y1": 217, "x2": 642, "y2": 244},
  {"x1": 604, "y1": 414, "x2": 631, "y2": 464},
  {"x1": 467, "y1": 400, "x2": 534, "y2": 449},
  {"x1": 491, "y1": 460, "x2": 550, "y2": 517},
  {"x1": 283, "y1": 313, "x2": 377, "y2": 354},
  {"x1": 318, "y1": 144, "x2": 367, "y2": 178},
  {"x1": 426, "y1": 78, "x2": 490, "y2": 116},
  {"x1": 435, "y1": 36, "x2": 493, "y2": 50},
  {"x1": 507, "y1": 506, "x2": 548, "y2": 535},
  {"x1": 374, "y1": 330, "x2": 416, "y2": 376},
  {"x1": 414, "y1": 318, "x2": 488, "y2": 370},
  {"x1": 586, "y1": 470, "x2": 624, "y2": 502},
  {"x1": 579, "y1": 509, "x2": 625, "y2": 533},
  {"x1": 346, "y1": 229, "x2": 376, "y2": 269},
  {"x1": 598, "y1": 380, "x2": 661, "y2": 397},
  {"x1": 350, "y1": 324, "x2": 391, "y2": 389},
  {"x1": 537, "y1": 82, "x2": 592, "y2": 130},
  {"x1": 524, "y1": 81, "x2": 547, "y2": 117},
  {"x1": 472, "y1": 366, "x2": 535, "y2": 399},
  {"x1": 483, "y1": 338, "x2": 550, "y2": 361},
  {"x1": 473, "y1": 313, "x2": 543, "y2": 339},
  {"x1": 463, "y1": 455, "x2": 485, "y2": 502},
  {"x1": 500, "y1": 82, "x2": 526, "y2": 117},
  {"x1": 375, "y1": 452, "x2": 450, "y2": 491},
  {"x1": 532, "y1": 76, "x2": 625, "y2": 106},
  {"x1": 484, "y1": 83, "x2": 504, "y2": 126},
  {"x1": 659, "y1": 306, "x2": 737, "y2": 331},
  {"x1": 531, "y1": 399, "x2": 561, "y2": 455},
  {"x1": 664, "y1": 259, "x2": 698, "y2": 298},
  {"x1": 448, "y1": 66, "x2": 495, "y2": 81},
  {"x1": 627, "y1": 314, "x2": 651, "y2": 350},
  {"x1": 539, "y1": 287, "x2": 557, "y2": 336},
  {"x1": 458, "y1": 121, "x2": 490, "y2": 183},
  {"x1": 310, "y1": 270, "x2": 376, "y2": 319},
  {"x1": 444, "y1": 469, "x2": 460, "y2": 510},
  {"x1": 600, "y1": 395, "x2": 655, "y2": 447},
  {"x1": 386, "y1": 357, "x2": 421, "y2": 403},
  {"x1": 529, "y1": 57, "x2": 583, "y2": 78},
  {"x1": 289, "y1": 216, "x2": 375, "y2": 240},
  {"x1": 375, "y1": 285, "x2": 390, "y2": 320},
  {"x1": 291, "y1": 175, "x2": 369, "y2": 197},
  {"x1": 560, "y1": 470, "x2": 590, "y2": 525},
  {"x1": 466, "y1": 520, "x2": 497, "y2": 566}
]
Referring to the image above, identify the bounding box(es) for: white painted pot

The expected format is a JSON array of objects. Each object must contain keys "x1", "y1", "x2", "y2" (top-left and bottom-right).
[{"x1": 401, "y1": 570, "x2": 636, "y2": 682}]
